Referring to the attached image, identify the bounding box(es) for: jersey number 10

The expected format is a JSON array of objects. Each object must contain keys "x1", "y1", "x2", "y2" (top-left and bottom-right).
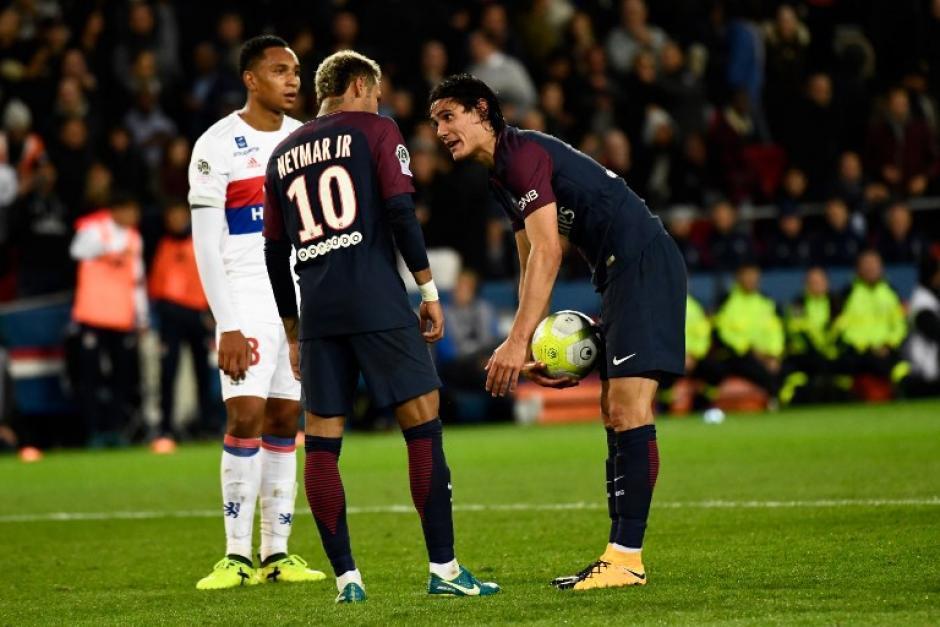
[{"x1": 287, "y1": 165, "x2": 358, "y2": 243}]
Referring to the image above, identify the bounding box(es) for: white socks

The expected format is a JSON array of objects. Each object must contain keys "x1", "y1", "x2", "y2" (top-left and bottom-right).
[
  {"x1": 611, "y1": 543, "x2": 642, "y2": 554},
  {"x1": 429, "y1": 558, "x2": 461, "y2": 580},
  {"x1": 259, "y1": 435, "x2": 298, "y2": 562},
  {"x1": 221, "y1": 435, "x2": 262, "y2": 559},
  {"x1": 337, "y1": 569, "x2": 364, "y2": 592}
]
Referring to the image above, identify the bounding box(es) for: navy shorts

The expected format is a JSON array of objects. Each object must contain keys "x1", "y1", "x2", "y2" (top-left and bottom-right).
[
  {"x1": 597, "y1": 232, "x2": 687, "y2": 381},
  {"x1": 300, "y1": 322, "x2": 441, "y2": 416}
]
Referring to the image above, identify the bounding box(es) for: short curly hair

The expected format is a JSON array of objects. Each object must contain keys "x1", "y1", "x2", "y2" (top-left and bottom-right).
[{"x1": 314, "y1": 50, "x2": 381, "y2": 104}]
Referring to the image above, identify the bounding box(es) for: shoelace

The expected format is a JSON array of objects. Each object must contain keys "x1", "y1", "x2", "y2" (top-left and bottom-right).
[{"x1": 577, "y1": 560, "x2": 610, "y2": 581}]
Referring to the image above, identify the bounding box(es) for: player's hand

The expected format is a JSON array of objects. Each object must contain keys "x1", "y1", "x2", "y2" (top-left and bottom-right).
[
  {"x1": 419, "y1": 300, "x2": 445, "y2": 342},
  {"x1": 485, "y1": 336, "x2": 529, "y2": 397},
  {"x1": 521, "y1": 361, "x2": 580, "y2": 388},
  {"x1": 288, "y1": 340, "x2": 301, "y2": 381},
  {"x1": 218, "y1": 330, "x2": 251, "y2": 381}
]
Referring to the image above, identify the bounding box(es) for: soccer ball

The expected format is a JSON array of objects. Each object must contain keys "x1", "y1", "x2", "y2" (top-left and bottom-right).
[{"x1": 530, "y1": 310, "x2": 599, "y2": 379}]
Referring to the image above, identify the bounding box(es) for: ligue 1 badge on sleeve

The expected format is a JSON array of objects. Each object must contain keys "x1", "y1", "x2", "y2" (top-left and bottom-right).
[{"x1": 395, "y1": 144, "x2": 412, "y2": 176}]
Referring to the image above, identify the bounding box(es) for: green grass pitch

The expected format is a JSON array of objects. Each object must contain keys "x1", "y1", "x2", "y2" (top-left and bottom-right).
[{"x1": 1, "y1": 401, "x2": 939, "y2": 625}]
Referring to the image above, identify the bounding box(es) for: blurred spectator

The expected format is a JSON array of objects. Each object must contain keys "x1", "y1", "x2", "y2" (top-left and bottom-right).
[
  {"x1": 0, "y1": 100, "x2": 47, "y2": 202},
  {"x1": 0, "y1": 8, "x2": 31, "y2": 89},
  {"x1": 683, "y1": 293, "x2": 723, "y2": 391},
  {"x1": 564, "y1": 10, "x2": 596, "y2": 67},
  {"x1": 480, "y1": 3, "x2": 526, "y2": 62},
  {"x1": 786, "y1": 73, "x2": 842, "y2": 199},
  {"x1": 539, "y1": 81, "x2": 575, "y2": 141},
  {"x1": 713, "y1": 262, "x2": 785, "y2": 397},
  {"x1": 782, "y1": 266, "x2": 839, "y2": 404},
  {"x1": 877, "y1": 200, "x2": 928, "y2": 264},
  {"x1": 518, "y1": 0, "x2": 572, "y2": 66},
  {"x1": 668, "y1": 131, "x2": 712, "y2": 206},
  {"x1": 60, "y1": 48, "x2": 98, "y2": 96},
  {"x1": 215, "y1": 12, "x2": 244, "y2": 76},
  {"x1": 725, "y1": 11, "x2": 767, "y2": 140},
  {"x1": 776, "y1": 167, "x2": 808, "y2": 219},
  {"x1": 411, "y1": 41, "x2": 449, "y2": 115},
  {"x1": 68, "y1": 195, "x2": 147, "y2": 446},
  {"x1": 904, "y1": 250, "x2": 940, "y2": 396},
  {"x1": 124, "y1": 87, "x2": 177, "y2": 169},
  {"x1": 656, "y1": 40, "x2": 708, "y2": 141},
  {"x1": 159, "y1": 136, "x2": 190, "y2": 204},
  {"x1": 866, "y1": 87, "x2": 939, "y2": 197},
  {"x1": 639, "y1": 106, "x2": 678, "y2": 208},
  {"x1": 763, "y1": 4, "x2": 811, "y2": 144},
  {"x1": 82, "y1": 162, "x2": 113, "y2": 212},
  {"x1": 703, "y1": 200, "x2": 755, "y2": 270},
  {"x1": 467, "y1": 30, "x2": 537, "y2": 118},
  {"x1": 600, "y1": 128, "x2": 632, "y2": 181},
  {"x1": 148, "y1": 201, "x2": 214, "y2": 445},
  {"x1": 815, "y1": 197, "x2": 863, "y2": 266},
  {"x1": 832, "y1": 250, "x2": 909, "y2": 387},
  {"x1": 828, "y1": 150, "x2": 888, "y2": 213},
  {"x1": 9, "y1": 160, "x2": 72, "y2": 296},
  {"x1": 579, "y1": 44, "x2": 620, "y2": 136},
  {"x1": 185, "y1": 41, "x2": 245, "y2": 138},
  {"x1": 764, "y1": 204, "x2": 812, "y2": 268},
  {"x1": 605, "y1": 0, "x2": 666, "y2": 76},
  {"x1": 113, "y1": 1, "x2": 181, "y2": 95},
  {"x1": 708, "y1": 90, "x2": 760, "y2": 202},
  {"x1": 438, "y1": 269, "x2": 510, "y2": 421},
  {"x1": 620, "y1": 50, "x2": 662, "y2": 148},
  {"x1": 483, "y1": 215, "x2": 516, "y2": 280},
  {"x1": 665, "y1": 206, "x2": 705, "y2": 271},
  {"x1": 100, "y1": 126, "x2": 152, "y2": 208},
  {"x1": 49, "y1": 116, "x2": 91, "y2": 211}
]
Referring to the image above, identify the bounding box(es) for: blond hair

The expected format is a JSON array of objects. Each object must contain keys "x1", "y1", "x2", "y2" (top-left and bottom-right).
[{"x1": 315, "y1": 50, "x2": 381, "y2": 104}]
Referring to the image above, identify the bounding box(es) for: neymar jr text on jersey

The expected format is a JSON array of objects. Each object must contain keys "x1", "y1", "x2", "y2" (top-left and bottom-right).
[{"x1": 275, "y1": 133, "x2": 354, "y2": 179}]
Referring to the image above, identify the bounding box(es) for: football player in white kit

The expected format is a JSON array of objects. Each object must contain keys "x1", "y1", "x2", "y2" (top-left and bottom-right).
[{"x1": 188, "y1": 35, "x2": 325, "y2": 589}]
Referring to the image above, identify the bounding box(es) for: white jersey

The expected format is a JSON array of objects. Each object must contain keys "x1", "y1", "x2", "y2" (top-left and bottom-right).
[{"x1": 188, "y1": 111, "x2": 302, "y2": 323}]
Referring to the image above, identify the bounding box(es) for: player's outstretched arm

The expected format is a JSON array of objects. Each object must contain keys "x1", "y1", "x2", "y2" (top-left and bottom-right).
[
  {"x1": 191, "y1": 207, "x2": 251, "y2": 381},
  {"x1": 485, "y1": 204, "x2": 562, "y2": 397}
]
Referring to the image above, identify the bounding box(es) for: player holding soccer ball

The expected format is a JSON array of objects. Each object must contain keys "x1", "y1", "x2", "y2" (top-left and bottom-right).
[
  {"x1": 188, "y1": 36, "x2": 325, "y2": 589},
  {"x1": 264, "y1": 52, "x2": 499, "y2": 603},
  {"x1": 430, "y1": 75, "x2": 687, "y2": 590}
]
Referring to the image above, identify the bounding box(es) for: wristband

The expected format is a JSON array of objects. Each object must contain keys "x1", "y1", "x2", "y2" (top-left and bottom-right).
[{"x1": 418, "y1": 279, "x2": 439, "y2": 302}]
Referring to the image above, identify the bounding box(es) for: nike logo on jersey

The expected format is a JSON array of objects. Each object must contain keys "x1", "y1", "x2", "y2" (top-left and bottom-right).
[
  {"x1": 612, "y1": 353, "x2": 636, "y2": 365},
  {"x1": 437, "y1": 579, "x2": 481, "y2": 596}
]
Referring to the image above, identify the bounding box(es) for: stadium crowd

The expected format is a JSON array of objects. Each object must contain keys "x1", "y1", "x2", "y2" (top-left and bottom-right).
[{"x1": 0, "y1": 0, "x2": 939, "y2": 447}]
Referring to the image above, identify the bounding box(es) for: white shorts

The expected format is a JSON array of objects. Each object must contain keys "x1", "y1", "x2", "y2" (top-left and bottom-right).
[{"x1": 217, "y1": 321, "x2": 301, "y2": 402}]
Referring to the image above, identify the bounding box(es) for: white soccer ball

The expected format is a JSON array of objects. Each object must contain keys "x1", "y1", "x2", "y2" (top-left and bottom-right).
[{"x1": 530, "y1": 310, "x2": 599, "y2": 379}]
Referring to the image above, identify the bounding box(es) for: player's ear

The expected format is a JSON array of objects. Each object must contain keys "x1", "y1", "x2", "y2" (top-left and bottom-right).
[
  {"x1": 353, "y1": 75, "x2": 367, "y2": 98},
  {"x1": 243, "y1": 70, "x2": 256, "y2": 93}
]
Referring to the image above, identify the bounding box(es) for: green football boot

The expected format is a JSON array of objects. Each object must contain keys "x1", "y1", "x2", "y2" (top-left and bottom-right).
[
  {"x1": 428, "y1": 566, "x2": 500, "y2": 597},
  {"x1": 335, "y1": 582, "x2": 367, "y2": 603},
  {"x1": 258, "y1": 554, "x2": 327, "y2": 584},
  {"x1": 196, "y1": 557, "x2": 258, "y2": 590}
]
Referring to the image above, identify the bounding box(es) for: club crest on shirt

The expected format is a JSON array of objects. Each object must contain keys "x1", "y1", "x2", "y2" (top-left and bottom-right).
[
  {"x1": 235, "y1": 136, "x2": 248, "y2": 149},
  {"x1": 396, "y1": 144, "x2": 412, "y2": 176}
]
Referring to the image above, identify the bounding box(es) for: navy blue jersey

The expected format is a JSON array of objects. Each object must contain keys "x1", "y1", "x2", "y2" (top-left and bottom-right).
[
  {"x1": 264, "y1": 112, "x2": 417, "y2": 339},
  {"x1": 489, "y1": 126, "x2": 664, "y2": 287}
]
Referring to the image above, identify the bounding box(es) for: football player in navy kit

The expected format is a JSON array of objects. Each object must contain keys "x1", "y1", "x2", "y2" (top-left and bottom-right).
[
  {"x1": 264, "y1": 53, "x2": 499, "y2": 603},
  {"x1": 430, "y1": 74, "x2": 687, "y2": 591}
]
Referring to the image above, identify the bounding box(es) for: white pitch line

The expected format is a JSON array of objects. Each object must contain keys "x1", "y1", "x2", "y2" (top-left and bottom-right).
[{"x1": 0, "y1": 497, "x2": 937, "y2": 524}]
